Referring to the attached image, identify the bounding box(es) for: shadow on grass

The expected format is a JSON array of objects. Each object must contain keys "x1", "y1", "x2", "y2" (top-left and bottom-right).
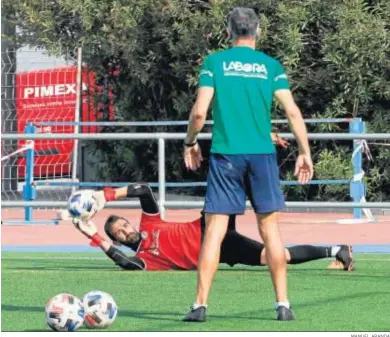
[
  {"x1": 3, "y1": 289, "x2": 390, "y2": 330},
  {"x1": 219, "y1": 268, "x2": 390, "y2": 280},
  {"x1": 3, "y1": 265, "x2": 341, "y2": 273},
  {"x1": 2, "y1": 304, "x2": 182, "y2": 324}
]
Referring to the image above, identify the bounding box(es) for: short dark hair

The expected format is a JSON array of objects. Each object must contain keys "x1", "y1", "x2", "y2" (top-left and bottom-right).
[
  {"x1": 228, "y1": 7, "x2": 259, "y2": 39},
  {"x1": 104, "y1": 215, "x2": 121, "y2": 242}
]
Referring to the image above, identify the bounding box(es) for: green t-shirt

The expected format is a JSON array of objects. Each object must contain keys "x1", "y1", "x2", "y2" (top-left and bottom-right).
[{"x1": 199, "y1": 46, "x2": 290, "y2": 154}]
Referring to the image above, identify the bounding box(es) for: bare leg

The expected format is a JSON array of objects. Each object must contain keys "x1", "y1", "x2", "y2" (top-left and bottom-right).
[
  {"x1": 256, "y1": 212, "x2": 288, "y2": 303},
  {"x1": 195, "y1": 213, "x2": 229, "y2": 305},
  {"x1": 260, "y1": 248, "x2": 291, "y2": 265}
]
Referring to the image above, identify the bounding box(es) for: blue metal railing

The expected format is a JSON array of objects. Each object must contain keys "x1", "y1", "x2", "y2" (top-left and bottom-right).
[
  {"x1": 7, "y1": 118, "x2": 365, "y2": 225},
  {"x1": 35, "y1": 118, "x2": 352, "y2": 127},
  {"x1": 34, "y1": 179, "x2": 351, "y2": 188}
]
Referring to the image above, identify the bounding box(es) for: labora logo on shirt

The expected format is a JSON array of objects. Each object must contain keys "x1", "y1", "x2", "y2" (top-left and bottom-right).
[{"x1": 223, "y1": 61, "x2": 268, "y2": 79}]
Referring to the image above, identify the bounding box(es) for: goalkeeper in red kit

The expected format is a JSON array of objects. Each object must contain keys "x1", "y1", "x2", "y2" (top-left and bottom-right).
[{"x1": 70, "y1": 183, "x2": 354, "y2": 272}]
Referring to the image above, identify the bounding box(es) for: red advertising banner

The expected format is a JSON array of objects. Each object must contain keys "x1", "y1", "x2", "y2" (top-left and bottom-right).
[{"x1": 15, "y1": 66, "x2": 111, "y2": 179}]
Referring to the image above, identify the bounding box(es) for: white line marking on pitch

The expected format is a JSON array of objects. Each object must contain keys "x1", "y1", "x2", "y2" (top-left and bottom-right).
[
  {"x1": 357, "y1": 258, "x2": 390, "y2": 261},
  {"x1": 3, "y1": 256, "x2": 109, "y2": 260},
  {"x1": 2, "y1": 256, "x2": 390, "y2": 261}
]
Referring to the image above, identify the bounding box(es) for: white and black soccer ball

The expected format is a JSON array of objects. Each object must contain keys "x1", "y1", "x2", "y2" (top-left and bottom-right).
[
  {"x1": 45, "y1": 293, "x2": 85, "y2": 332},
  {"x1": 82, "y1": 290, "x2": 118, "y2": 329},
  {"x1": 67, "y1": 190, "x2": 98, "y2": 220}
]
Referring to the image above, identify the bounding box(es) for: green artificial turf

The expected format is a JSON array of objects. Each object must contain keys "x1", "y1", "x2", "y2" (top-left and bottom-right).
[{"x1": 1, "y1": 252, "x2": 389, "y2": 332}]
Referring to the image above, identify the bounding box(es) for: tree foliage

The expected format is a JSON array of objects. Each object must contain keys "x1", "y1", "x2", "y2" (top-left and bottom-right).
[{"x1": 3, "y1": 0, "x2": 390, "y2": 201}]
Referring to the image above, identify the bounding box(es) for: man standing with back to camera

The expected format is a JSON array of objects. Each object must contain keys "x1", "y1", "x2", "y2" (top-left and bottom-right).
[{"x1": 183, "y1": 7, "x2": 313, "y2": 322}]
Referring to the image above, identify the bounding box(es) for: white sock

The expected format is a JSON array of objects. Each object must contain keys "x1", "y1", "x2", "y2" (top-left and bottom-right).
[
  {"x1": 192, "y1": 303, "x2": 207, "y2": 310},
  {"x1": 275, "y1": 301, "x2": 290, "y2": 310},
  {"x1": 331, "y1": 246, "x2": 341, "y2": 257}
]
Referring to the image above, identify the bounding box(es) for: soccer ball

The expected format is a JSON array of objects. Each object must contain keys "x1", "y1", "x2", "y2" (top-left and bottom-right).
[
  {"x1": 67, "y1": 190, "x2": 98, "y2": 220},
  {"x1": 82, "y1": 290, "x2": 118, "y2": 329},
  {"x1": 45, "y1": 293, "x2": 85, "y2": 332}
]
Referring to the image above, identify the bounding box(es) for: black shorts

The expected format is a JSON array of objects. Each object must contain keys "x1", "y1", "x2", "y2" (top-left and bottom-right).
[{"x1": 200, "y1": 214, "x2": 265, "y2": 267}]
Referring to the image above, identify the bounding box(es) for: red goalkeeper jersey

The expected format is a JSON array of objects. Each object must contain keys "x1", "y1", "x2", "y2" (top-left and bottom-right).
[{"x1": 135, "y1": 213, "x2": 202, "y2": 271}]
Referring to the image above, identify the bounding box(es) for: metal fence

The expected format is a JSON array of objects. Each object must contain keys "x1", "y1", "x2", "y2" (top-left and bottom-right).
[
  {"x1": 4, "y1": 131, "x2": 390, "y2": 141},
  {"x1": 2, "y1": 127, "x2": 390, "y2": 224},
  {"x1": 1, "y1": 44, "x2": 79, "y2": 209}
]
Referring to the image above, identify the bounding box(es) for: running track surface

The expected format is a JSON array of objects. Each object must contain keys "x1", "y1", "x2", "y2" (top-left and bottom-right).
[{"x1": 2, "y1": 209, "x2": 390, "y2": 253}]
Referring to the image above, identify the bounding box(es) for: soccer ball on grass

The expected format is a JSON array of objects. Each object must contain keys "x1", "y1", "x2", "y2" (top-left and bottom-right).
[
  {"x1": 45, "y1": 293, "x2": 85, "y2": 332},
  {"x1": 82, "y1": 290, "x2": 118, "y2": 329}
]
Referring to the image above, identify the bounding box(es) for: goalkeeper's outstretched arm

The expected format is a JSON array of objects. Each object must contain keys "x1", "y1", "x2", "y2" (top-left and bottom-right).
[
  {"x1": 102, "y1": 184, "x2": 159, "y2": 215},
  {"x1": 74, "y1": 219, "x2": 146, "y2": 271},
  {"x1": 101, "y1": 240, "x2": 146, "y2": 271}
]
